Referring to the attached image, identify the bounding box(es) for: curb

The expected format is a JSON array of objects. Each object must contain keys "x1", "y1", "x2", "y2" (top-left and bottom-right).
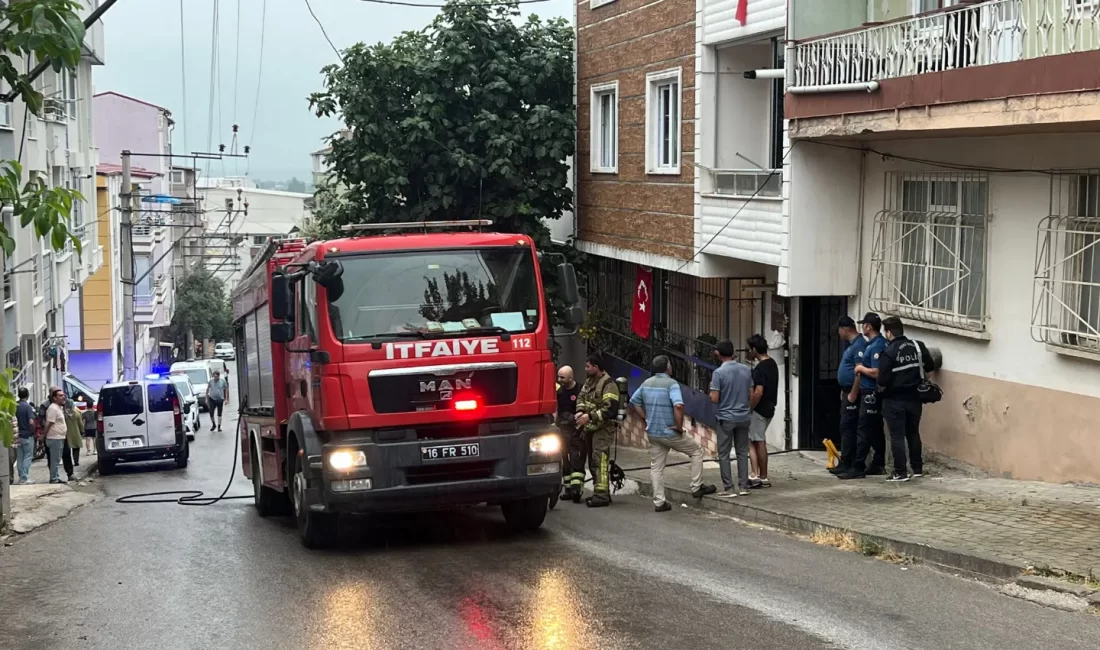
[{"x1": 630, "y1": 475, "x2": 1025, "y2": 582}]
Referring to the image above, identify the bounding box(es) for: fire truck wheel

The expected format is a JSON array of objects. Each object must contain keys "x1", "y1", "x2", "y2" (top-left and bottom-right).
[
  {"x1": 501, "y1": 496, "x2": 548, "y2": 532},
  {"x1": 293, "y1": 453, "x2": 336, "y2": 548},
  {"x1": 252, "y1": 438, "x2": 288, "y2": 517}
]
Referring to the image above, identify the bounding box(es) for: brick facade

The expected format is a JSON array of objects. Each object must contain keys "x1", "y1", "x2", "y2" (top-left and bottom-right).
[{"x1": 576, "y1": 0, "x2": 697, "y2": 260}]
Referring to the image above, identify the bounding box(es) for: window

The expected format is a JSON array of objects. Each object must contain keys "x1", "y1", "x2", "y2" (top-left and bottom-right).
[
  {"x1": 101, "y1": 385, "x2": 143, "y2": 417},
  {"x1": 590, "y1": 0, "x2": 617, "y2": 8},
  {"x1": 252, "y1": 235, "x2": 269, "y2": 246},
  {"x1": 769, "y1": 38, "x2": 785, "y2": 170},
  {"x1": 135, "y1": 255, "x2": 152, "y2": 296},
  {"x1": 170, "y1": 170, "x2": 184, "y2": 184},
  {"x1": 2, "y1": 210, "x2": 12, "y2": 303},
  {"x1": 870, "y1": 172, "x2": 989, "y2": 332},
  {"x1": 297, "y1": 278, "x2": 318, "y2": 344},
  {"x1": 31, "y1": 252, "x2": 40, "y2": 297},
  {"x1": 590, "y1": 81, "x2": 618, "y2": 173},
  {"x1": 645, "y1": 69, "x2": 681, "y2": 174},
  {"x1": 147, "y1": 383, "x2": 178, "y2": 413},
  {"x1": 1032, "y1": 174, "x2": 1100, "y2": 356}
]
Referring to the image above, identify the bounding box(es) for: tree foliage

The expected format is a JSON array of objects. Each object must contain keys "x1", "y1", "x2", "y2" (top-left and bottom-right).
[
  {"x1": 307, "y1": 1, "x2": 584, "y2": 326},
  {"x1": 0, "y1": 0, "x2": 91, "y2": 445},
  {"x1": 167, "y1": 270, "x2": 233, "y2": 351}
]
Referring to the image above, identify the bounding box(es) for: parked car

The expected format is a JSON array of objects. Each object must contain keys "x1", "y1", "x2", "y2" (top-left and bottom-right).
[
  {"x1": 214, "y1": 342, "x2": 236, "y2": 361},
  {"x1": 96, "y1": 378, "x2": 189, "y2": 475},
  {"x1": 167, "y1": 373, "x2": 201, "y2": 440},
  {"x1": 170, "y1": 361, "x2": 213, "y2": 412},
  {"x1": 62, "y1": 373, "x2": 99, "y2": 405}
]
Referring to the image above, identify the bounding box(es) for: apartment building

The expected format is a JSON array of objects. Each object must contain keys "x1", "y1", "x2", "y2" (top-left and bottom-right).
[
  {"x1": 93, "y1": 91, "x2": 182, "y2": 376},
  {"x1": 575, "y1": 0, "x2": 789, "y2": 454},
  {"x1": 785, "y1": 0, "x2": 1100, "y2": 483},
  {"x1": 4, "y1": 2, "x2": 105, "y2": 403}
]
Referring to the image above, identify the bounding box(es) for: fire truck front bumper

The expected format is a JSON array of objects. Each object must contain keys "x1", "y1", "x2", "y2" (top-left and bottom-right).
[{"x1": 304, "y1": 424, "x2": 564, "y2": 514}]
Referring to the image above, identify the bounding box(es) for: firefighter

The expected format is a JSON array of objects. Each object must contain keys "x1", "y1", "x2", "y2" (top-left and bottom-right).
[
  {"x1": 556, "y1": 365, "x2": 585, "y2": 503},
  {"x1": 575, "y1": 353, "x2": 620, "y2": 508}
]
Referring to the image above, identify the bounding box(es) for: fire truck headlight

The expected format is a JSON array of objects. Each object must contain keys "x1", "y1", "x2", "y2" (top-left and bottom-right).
[
  {"x1": 529, "y1": 434, "x2": 561, "y2": 456},
  {"x1": 328, "y1": 450, "x2": 367, "y2": 471}
]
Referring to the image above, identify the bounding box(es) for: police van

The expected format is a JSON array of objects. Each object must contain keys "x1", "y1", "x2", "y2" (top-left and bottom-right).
[{"x1": 96, "y1": 377, "x2": 190, "y2": 475}]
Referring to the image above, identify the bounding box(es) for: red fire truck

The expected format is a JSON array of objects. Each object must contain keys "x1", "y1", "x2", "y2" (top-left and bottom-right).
[{"x1": 230, "y1": 220, "x2": 582, "y2": 548}]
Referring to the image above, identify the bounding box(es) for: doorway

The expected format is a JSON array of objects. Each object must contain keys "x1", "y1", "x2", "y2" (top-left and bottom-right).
[{"x1": 797, "y1": 297, "x2": 848, "y2": 450}]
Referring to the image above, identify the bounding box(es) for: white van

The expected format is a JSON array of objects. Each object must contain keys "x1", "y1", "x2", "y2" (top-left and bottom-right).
[
  {"x1": 170, "y1": 361, "x2": 213, "y2": 411},
  {"x1": 96, "y1": 378, "x2": 189, "y2": 475}
]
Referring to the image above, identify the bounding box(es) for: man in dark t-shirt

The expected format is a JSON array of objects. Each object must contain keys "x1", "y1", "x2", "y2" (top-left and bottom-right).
[
  {"x1": 746, "y1": 334, "x2": 779, "y2": 487},
  {"x1": 555, "y1": 365, "x2": 585, "y2": 503}
]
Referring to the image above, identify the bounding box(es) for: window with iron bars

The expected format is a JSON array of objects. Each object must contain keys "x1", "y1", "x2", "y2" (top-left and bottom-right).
[
  {"x1": 584, "y1": 258, "x2": 763, "y2": 392},
  {"x1": 870, "y1": 172, "x2": 989, "y2": 332},
  {"x1": 1032, "y1": 173, "x2": 1100, "y2": 357}
]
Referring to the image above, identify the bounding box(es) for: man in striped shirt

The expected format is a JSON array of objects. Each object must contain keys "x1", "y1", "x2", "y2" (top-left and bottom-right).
[{"x1": 630, "y1": 355, "x2": 716, "y2": 512}]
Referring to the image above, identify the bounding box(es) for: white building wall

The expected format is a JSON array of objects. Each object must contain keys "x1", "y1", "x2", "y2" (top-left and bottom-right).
[
  {"x1": 854, "y1": 133, "x2": 1100, "y2": 399},
  {"x1": 701, "y1": 0, "x2": 785, "y2": 45}
]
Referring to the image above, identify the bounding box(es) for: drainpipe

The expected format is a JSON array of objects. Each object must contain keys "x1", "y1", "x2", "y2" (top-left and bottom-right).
[
  {"x1": 743, "y1": 69, "x2": 785, "y2": 80},
  {"x1": 788, "y1": 81, "x2": 880, "y2": 95}
]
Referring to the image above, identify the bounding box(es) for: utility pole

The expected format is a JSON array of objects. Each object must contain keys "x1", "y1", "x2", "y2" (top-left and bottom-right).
[{"x1": 120, "y1": 151, "x2": 136, "y2": 380}]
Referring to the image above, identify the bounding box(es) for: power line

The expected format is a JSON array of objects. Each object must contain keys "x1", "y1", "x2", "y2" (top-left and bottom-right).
[
  {"x1": 232, "y1": 0, "x2": 241, "y2": 124},
  {"x1": 303, "y1": 0, "x2": 340, "y2": 58},
  {"x1": 205, "y1": 0, "x2": 220, "y2": 181},
  {"x1": 178, "y1": 0, "x2": 188, "y2": 155},
  {"x1": 248, "y1": 0, "x2": 268, "y2": 151}
]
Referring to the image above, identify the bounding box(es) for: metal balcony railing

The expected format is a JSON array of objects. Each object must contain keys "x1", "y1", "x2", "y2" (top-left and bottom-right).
[{"x1": 793, "y1": 0, "x2": 1100, "y2": 89}]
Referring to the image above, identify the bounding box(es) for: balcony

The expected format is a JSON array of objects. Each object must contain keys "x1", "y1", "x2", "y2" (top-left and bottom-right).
[
  {"x1": 699, "y1": 169, "x2": 784, "y2": 267},
  {"x1": 788, "y1": 0, "x2": 1100, "y2": 136},
  {"x1": 80, "y1": 1, "x2": 105, "y2": 65},
  {"x1": 134, "y1": 294, "x2": 154, "y2": 324}
]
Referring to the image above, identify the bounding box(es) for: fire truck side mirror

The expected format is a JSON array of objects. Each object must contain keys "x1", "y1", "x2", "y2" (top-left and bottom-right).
[
  {"x1": 271, "y1": 323, "x2": 294, "y2": 343},
  {"x1": 556, "y1": 262, "x2": 579, "y2": 305},
  {"x1": 270, "y1": 274, "x2": 291, "y2": 321}
]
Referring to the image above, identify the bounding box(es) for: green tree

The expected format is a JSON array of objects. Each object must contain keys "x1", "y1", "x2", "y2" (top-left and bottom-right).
[
  {"x1": 286, "y1": 177, "x2": 307, "y2": 193},
  {"x1": 307, "y1": 1, "x2": 583, "y2": 326},
  {"x1": 0, "y1": 0, "x2": 89, "y2": 443},
  {"x1": 167, "y1": 270, "x2": 233, "y2": 354}
]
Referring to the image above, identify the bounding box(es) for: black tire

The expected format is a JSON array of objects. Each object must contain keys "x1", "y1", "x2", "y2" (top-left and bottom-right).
[
  {"x1": 548, "y1": 490, "x2": 559, "y2": 511},
  {"x1": 501, "y1": 496, "x2": 548, "y2": 531},
  {"x1": 251, "y1": 438, "x2": 287, "y2": 517},
  {"x1": 98, "y1": 457, "x2": 116, "y2": 475},
  {"x1": 175, "y1": 437, "x2": 189, "y2": 469},
  {"x1": 292, "y1": 453, "x2": 336, "y2": 548}
]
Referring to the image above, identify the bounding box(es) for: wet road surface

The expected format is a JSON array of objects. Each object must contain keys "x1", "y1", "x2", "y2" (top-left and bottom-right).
[{"x1": 3, "y1": 395, "x2": 1100, "y2": 649}]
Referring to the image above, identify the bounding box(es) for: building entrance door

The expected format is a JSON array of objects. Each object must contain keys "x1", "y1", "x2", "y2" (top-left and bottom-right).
[{"x1": 797, "y1": 297, "x2": 847, "y2": 450}]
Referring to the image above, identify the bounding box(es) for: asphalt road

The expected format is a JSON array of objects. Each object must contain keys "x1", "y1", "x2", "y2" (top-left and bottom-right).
[{"x1": 3, "y1": 377, "x2": 1099, "y2": 650}]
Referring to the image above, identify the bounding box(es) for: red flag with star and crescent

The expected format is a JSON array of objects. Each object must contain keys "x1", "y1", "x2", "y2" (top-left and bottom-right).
[
  {"x1": 631, "y1": 267, "x2": 653, "y2": 339},
  {"x1": 736, "y1": 0, "x2": 748, "y2": 26}
]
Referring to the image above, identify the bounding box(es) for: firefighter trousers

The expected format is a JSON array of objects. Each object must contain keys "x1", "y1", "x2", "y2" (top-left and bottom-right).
[
  {"x1": 587, "y1": 427, "x2": 614, "y2": 504},
  {"x1": 561, "y1": 425, "x2": 586, "y2": 496}
]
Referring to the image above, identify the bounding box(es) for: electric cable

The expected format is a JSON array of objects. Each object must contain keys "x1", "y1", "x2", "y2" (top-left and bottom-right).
[
  {"x1": 248, "y1": 0, "x2": 268, "y2": 154},
  {"x1": 304, "y1": 0, "x2": 340, "y2": 58},
  {"x1": 178, "y1": 0, "x2": 189, "y2": 155},
  {"x1": 204, "y1": 0, "x2": 220, "y2": 181},
  {"x1": 114, "y1": 413, "x2": 252, "y2": 506}
]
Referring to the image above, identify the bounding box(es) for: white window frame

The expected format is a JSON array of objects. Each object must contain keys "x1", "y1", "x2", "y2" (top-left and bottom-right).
[
  {"x1": 170, "y1": 169, "x2": 184, "y2": 184},
  {"x1": 1032, "y1": 173, "x2": 1100, "y2": 359},
  {"x1": 589, "y1": 80, "x2": 618, "y2": 174},
  {"x1": 870, "y1": 172, "x2": 990, "y2": 334},
  {"x1": 645, "y1": 68, "x2": 682, "y2": 176},
  {"x1": 590, "y1": 0, "x2": 617, "y2": 9}
]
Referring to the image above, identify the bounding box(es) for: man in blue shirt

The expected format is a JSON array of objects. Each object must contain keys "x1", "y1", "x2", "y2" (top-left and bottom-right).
[
  {"x1": 839, "y1": 312, "x2": 888, "y2": 479},
  {"x1": 631, "y1": 356, "x2": 716, "y2": 511},
  {"x1": 830, "y1": 316, "x2": 865, "y2": 476}
]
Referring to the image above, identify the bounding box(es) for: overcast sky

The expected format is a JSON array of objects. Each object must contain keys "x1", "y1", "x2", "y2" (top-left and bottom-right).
[{"x1": 95, "y1": 0, "x2": 571, "y2": 182}]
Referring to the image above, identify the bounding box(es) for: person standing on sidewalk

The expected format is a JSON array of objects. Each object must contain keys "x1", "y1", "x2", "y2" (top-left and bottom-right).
[
  {"x1": 206, "y1": 370, "x2": 229, "y2": 431},
  {"x1": 746, "y1": 335, "x2": 778, "y2": 488},
  {"x1": 80, "y1": 395, "x2": 97, "y2": 455},
  {"x1": 838, "y1": 313, "x2": 887, "y2": 480},
  {"x1": 14, "y1": 388, "x2": 35, "y2": 484},
  {"x1": 830, "y1": 316, "x2": 865, "y2": 476},
  {"x1": 44, "y1": 388, "x2": 68, "y2": 484},
  {"x1": 709, "y1": 340, "x2": 754, "y2": 498},
  {"x1": 575, "y1": 354, "x2": 620, "y2": 508},
  {"x1": 630, "y1": 355, "x2": 716, "y2": 512},
  {"x1": 877, "y1": 316, "x2": 936, "y2": 482},
  {"x1": 555, "y1": 365, "x2": 585, "y2": 503},
  {"x1": 61, "y1": 395, "x2": 83, "y2": 481}
]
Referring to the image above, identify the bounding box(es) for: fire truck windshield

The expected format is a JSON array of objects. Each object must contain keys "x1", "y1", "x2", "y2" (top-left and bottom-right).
[{"x1": 327, "y1": 247, "x2": 540, "y2": 342}]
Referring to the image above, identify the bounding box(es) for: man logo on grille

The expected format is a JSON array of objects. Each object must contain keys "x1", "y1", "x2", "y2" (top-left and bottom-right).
[{"x1": 420, "y1": 378, "x2": 472, "y2": 400}]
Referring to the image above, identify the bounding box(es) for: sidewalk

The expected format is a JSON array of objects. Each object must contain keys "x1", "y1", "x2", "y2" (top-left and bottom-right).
[
  {"x1": 3, "y1": 449, "x2": 99, "y2": 536},
  {"x1": 614, "y1": 445, "x2": 1100, "y2": 581}
]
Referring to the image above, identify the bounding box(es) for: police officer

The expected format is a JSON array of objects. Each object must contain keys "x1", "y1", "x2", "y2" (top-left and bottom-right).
[
  {"x1": 575, "y1": 353, "x2": 620, "y2": 508},
  {"x1": 877, "y1": 316, "x2": 936, "y2": 482},
  {"x1": 555, "y1": 365, "x2": 585, "y2": 503},
  {"x1": 830, "y1": 316, "x2": 864, "y2": 476},
  {"x1": 839, "y1": 312, "x2": 887, "y2": 480}
]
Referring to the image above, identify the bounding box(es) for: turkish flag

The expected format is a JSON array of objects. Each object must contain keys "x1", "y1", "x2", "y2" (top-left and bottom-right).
[
  {"x1": 631, "y1": 267, "x2": 653, "y2": 339},
  {"x1": 735, "y1": 0, "x2": 748, "y2": 26}
]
